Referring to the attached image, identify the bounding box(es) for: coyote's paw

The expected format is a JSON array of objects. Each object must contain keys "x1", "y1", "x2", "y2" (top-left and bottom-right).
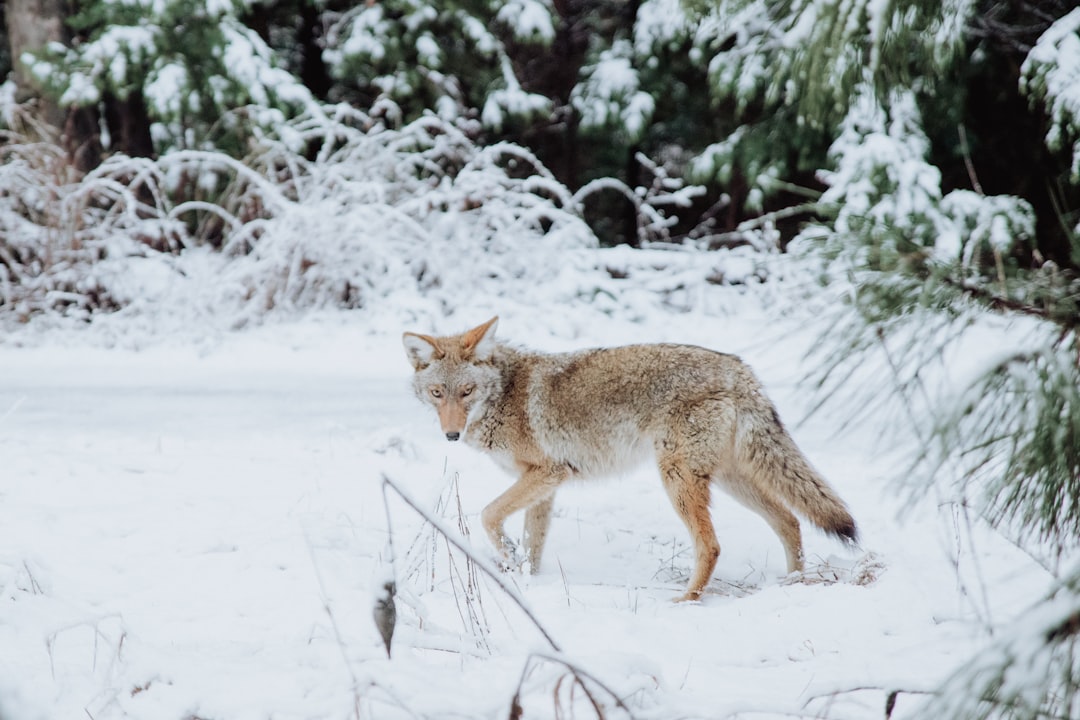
[
  {"x1": 673, "y1": 589, "x2": 704, "y2": 604},
  {"x1": 494, "y1": 538, "x2": 524, "y2": 572}
]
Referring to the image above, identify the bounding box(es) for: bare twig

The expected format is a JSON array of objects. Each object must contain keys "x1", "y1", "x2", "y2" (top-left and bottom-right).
[
  {"x1": 382, "y1": 474, "x2": 562, "y2": 651},
  {"x1": 957, "y1": 124, "x2": 984, "y2": 196},
  {"x1": 531, "y1": 652, "x2": 634, "y2": 717},
  {"x1": 303, "y1": 532, "x2": 362, "y2": 693},
  {"x1": 381, "y1": 473, "x2": 637, "y2": 718}
]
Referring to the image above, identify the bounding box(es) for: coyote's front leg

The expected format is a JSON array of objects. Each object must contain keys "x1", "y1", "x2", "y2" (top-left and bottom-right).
[{"x1": 481, "y1": 465, "x2": 565, "y2": 571}]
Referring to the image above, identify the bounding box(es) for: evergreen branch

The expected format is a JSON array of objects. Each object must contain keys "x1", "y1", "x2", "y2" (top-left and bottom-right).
[
  {"x1": 736, "y1": 202, "x2": 820, "y2": 232},
  {"x1": 941, "y1": 275, "x2": 1076, "y2": 328}
]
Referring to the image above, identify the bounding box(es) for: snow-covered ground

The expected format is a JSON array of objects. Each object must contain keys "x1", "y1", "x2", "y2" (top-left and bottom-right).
[{"x1": 0, "y1": 292, "x2": 1054, "y2": 719}]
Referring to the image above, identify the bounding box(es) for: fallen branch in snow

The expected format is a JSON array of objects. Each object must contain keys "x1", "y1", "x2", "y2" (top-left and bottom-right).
[
  {"x1": 381, "y1": 473, "x2": 635, "y2": 719},
  {"x1": 802, "y1": 685, "x2": 935, "y2": 719}
]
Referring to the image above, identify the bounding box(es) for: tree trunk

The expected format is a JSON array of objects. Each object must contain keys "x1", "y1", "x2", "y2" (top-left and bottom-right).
[
  {"x1": 103, "y1": 91, "x2": 155, "y2": 158},
  {"x1": 7, "y1": 0, "x2": 103, "y2": 171},
  {"x1": 6, "y1": 0, "x2": 67, "y2": 130}
]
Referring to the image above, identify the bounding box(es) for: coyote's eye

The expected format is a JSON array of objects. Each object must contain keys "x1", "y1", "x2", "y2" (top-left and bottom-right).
[
  {"x1": 461, "y1": 385, "x2": 475, "y2": 397},
  {"x1": 430, "y1": 387, "x2": 444, "y2": 399}
]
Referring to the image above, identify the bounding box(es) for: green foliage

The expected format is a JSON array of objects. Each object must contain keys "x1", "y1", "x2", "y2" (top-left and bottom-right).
[
  {"x1": 26, "y1": 0, "x2": 317, "y2": 155},
  {"x1": 730, "y1": 0, "x2": 973, "y2": 125},
  {"x1": 687, "y1": 0, "x2": 977, "y2": 206},
  {"x1": 322, "y1": 0, "x2": 554, "y2": 131}
]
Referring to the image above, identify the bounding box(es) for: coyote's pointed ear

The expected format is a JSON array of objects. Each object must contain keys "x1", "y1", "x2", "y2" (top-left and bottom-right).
[
  {"x1": 402, "y1": 332, "x2": 444, "y2": 369},
  {"x1": 462, "y1": 316, "x2": 499, "y2": 361}
]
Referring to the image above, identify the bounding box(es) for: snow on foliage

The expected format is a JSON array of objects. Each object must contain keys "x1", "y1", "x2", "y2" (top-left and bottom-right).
[
  {"x1": 940, "y1": 191, "x2": 1035, "y2": 265},
  {"x1": 0, "y1": 79, "x2": 27, "y2": 129},
  {"x1": 481, "y1": 56, "x2": 552, "y2": 133},
  {"x1": 324, "y1": 1, "x2": 551, "y2": 134},
  {"x1": 26, "y1": 0, "x2": 320, "y2": 154},
  {"x1": 686, "y1": 0, "x2": 982, "y2": 207},
  {"x1": 805, "y1": 82, "x2": 1034, "y2": 268},
  {"x1": 332, "y1": 3, "x2": 392, "y2": 62},
  {"x1": 695, "y1": 1, "x2": 776, "y2": 116},
  {"x1": 634, "y1": 0, "x2": 694, "y2": 57},
  {"x1": 1021, "y1": 7, "x2": 1080, "y2": 184},
  {"x1": 810, "y1": 84, "x2": 945, "y2": 251},
  {"x1": 933, "y1": 332, "x2": 1080, "y2": 549},
  {"x1": 572, "y1": 40, "x2": 655, "y2": 143},
  {"x1": 494, "y1": 0, "x2": 556, "y2": 45}
]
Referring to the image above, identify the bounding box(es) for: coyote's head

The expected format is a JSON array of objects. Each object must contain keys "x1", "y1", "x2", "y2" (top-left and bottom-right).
[{"x1": 402, "y1": 317, "x2": 501, "y2": 442}]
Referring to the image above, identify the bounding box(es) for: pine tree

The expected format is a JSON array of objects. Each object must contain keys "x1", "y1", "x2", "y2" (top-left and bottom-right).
[
  {"x1": 21, "y1": 0, "x2": 320, "y2": 158},
  {"x1": 753, "y1": 3, "x2": 1080, "y2": 716}
]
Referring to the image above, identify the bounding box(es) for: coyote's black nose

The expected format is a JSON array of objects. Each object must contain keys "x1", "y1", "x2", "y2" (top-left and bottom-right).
[{"x1": 446, "y1": 432, "x2": 460, "y2": 441}]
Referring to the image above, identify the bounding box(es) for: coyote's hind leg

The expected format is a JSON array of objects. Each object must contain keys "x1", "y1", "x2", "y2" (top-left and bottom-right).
[
  {"x1": 523, "y1": 496, "x2": 555, "y2": 573},
  {"x1": 720, "y1": 478, "x2": 805, "y2": 574},
  {"x1": 656, "y1": 452, "x2": 720, "y2": 602}
]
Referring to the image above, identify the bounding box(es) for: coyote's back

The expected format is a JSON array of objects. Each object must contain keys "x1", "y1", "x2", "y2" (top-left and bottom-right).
[{"x1": 403, "y1": 316, "x2": 858, "y2": 601}]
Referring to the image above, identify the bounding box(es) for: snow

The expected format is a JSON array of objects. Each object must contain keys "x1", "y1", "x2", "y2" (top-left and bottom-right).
[
  {"x1": 337, "y1": 6, "x2": 390, "y2": 63},
  {"x1": 941, "y1": 190, "x2": 1034, "y2": 262},
  {"x1": 496, "y1": 0, "x2": 556, "y2": 45},
  {"x1": 0, "y1": 267, "x2": 1056, "y2": 719},
  {"x1": 925, "y1": 558, "x2": 1080, "y2": 719},
  {"x1": 633, "y1": 0, "x2": 693, "y2": 56},
  {"x1": 145, "y1": 62, "x2": 191, "y2": 118},
  {"x1": 0, "y1": 57, "x2": 1072, "y2": 715},
  {"x1": 481, "y1": 56, "x2": 552, "y2": 132},
  {"x1": 414, "y1": 34, "x2": 441, "y2": 68}
]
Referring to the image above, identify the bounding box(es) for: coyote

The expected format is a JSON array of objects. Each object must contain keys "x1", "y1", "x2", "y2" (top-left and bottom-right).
[{"x1": 402, "y1": 317, "x2": 858, "y2": 601}]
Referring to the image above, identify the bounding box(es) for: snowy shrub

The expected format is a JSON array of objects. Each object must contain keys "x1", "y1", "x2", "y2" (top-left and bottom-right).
[
  {"x1": 217, "y1": 120, "x2": 595, "y2": 324},
  {"x1": 574, "y1": 153, "x2": 708, "y2": 247},
  {"x1": 1, "y1": 104, "x2": 762, "y2": 332},
  {"x1": 0, "y1": 137, "x2": 168, "y2": 321}
]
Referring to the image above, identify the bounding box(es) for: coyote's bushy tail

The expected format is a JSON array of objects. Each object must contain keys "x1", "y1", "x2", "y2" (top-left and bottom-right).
[{"x1": 738, "y1": 406, "x2": 859, "y2": 545}]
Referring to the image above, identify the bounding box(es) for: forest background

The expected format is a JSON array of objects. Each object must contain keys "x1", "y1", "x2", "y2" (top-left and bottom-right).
[{"x1": 2, "y1": 1, "x2": 1079, "y2": 718}]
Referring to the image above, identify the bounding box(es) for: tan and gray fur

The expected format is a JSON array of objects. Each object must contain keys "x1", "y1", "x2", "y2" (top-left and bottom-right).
[{"x1": 403, "y1": 317, "x2": 858, "y2": 601}]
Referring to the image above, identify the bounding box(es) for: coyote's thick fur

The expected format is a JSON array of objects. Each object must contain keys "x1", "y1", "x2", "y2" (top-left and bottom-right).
[{"x1": 403, "y1": 317, "x2": 858, "y2": 600}]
